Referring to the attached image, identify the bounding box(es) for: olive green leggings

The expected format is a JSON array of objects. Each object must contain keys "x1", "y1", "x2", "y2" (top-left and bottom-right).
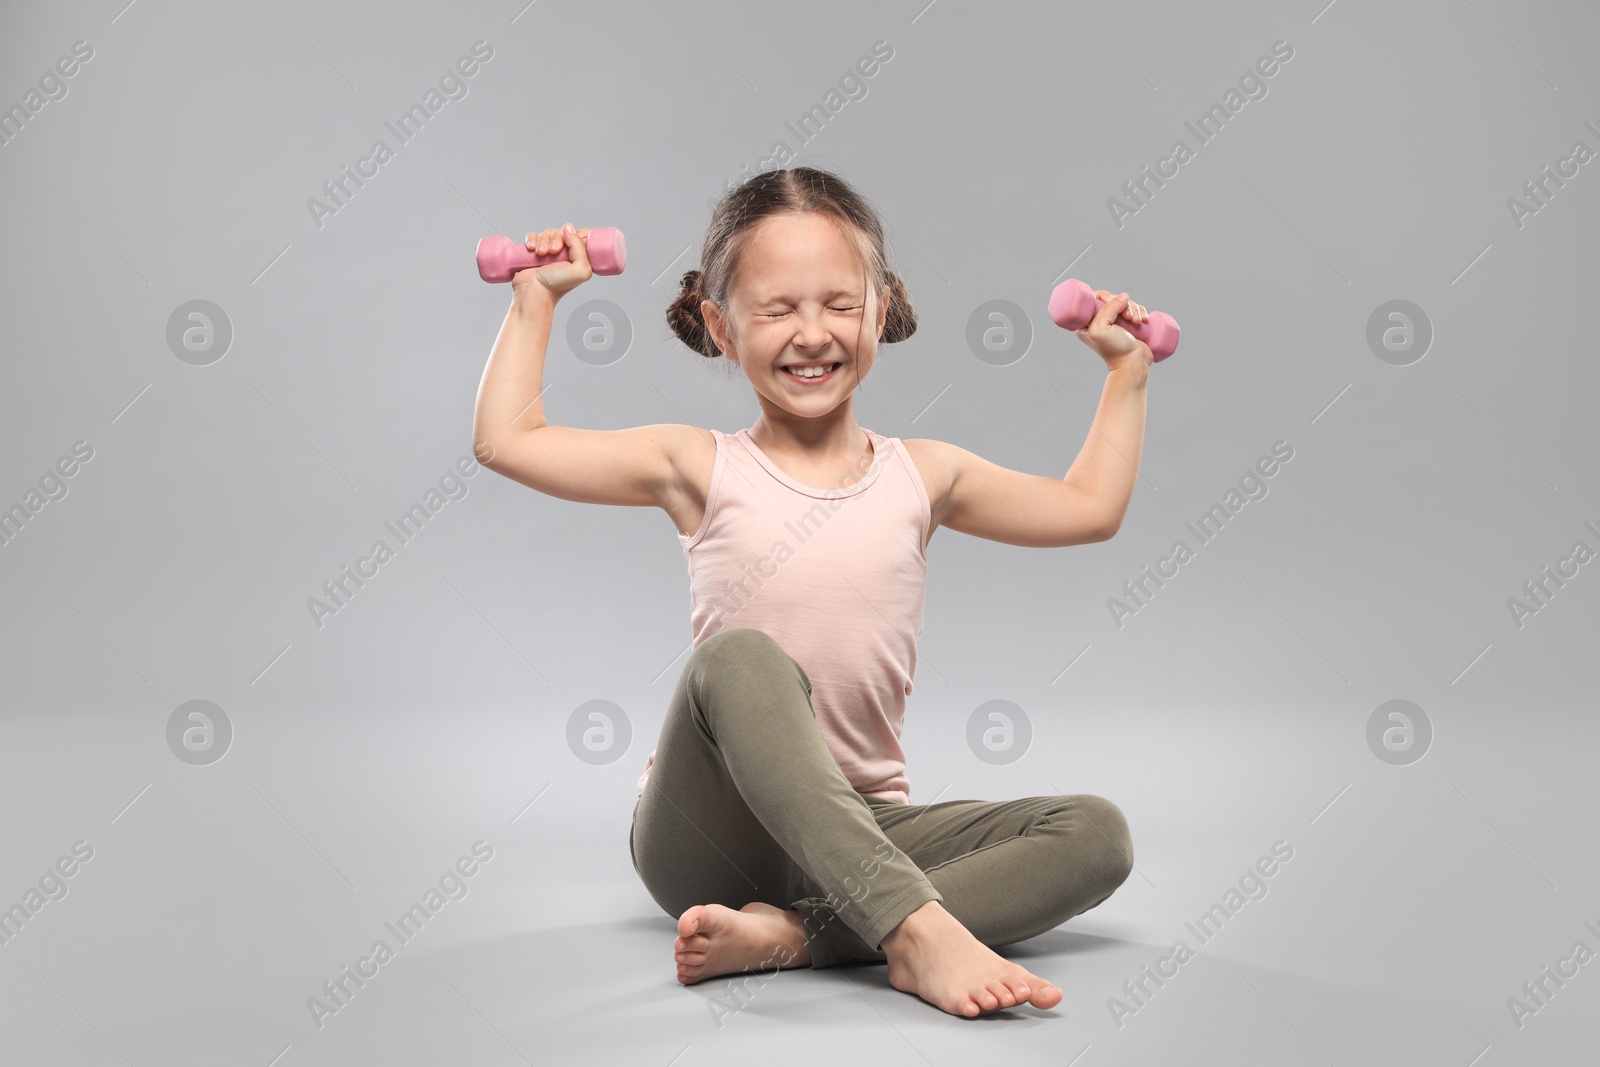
[{"x1": 629, "y1": 627, "x2": 1135, "y2": 968}]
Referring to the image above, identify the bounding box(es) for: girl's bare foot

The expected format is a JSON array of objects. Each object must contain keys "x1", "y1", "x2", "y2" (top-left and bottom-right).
[
  {"x1": 674, "y1": 902, "x2": 812, "y2": 985},
  {"x1": 881, "y1": 900, "x2": 1063, "y2": 1017}
]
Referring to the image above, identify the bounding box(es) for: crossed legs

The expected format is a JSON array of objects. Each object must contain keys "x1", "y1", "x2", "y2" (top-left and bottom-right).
[{"x1": 629, "y1": 627, "x2": 1134, "y2": 1015}]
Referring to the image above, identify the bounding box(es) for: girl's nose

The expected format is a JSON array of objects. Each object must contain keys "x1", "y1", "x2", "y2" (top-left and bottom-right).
[{"x1": 793, "y1": 315, "x2": 830, "y2": 349}]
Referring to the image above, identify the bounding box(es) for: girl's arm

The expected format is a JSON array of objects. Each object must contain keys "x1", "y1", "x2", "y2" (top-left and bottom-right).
[
  {"x1": 1059, "y1": 356, "x2": 1148, "y2": 539},
  {"x1": 911, "y1": 291, "x2": 1151, "y2": 548},
  {"x1": 471, "y1": 224, "x2": 698, "y2": 510}
]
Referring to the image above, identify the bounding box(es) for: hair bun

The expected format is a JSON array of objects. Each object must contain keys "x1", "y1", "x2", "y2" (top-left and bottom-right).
[
  {"x1": 880, "y1": 271, "x2": 917, "y2": 345},
  {"x1": 667, "y1": 268, "x2": 720, "y2": 359}
]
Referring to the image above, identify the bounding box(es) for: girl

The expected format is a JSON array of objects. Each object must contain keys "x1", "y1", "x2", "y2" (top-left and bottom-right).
[{"x1": 471, "y1": 167, "x2": 1153, "y2": 1019}]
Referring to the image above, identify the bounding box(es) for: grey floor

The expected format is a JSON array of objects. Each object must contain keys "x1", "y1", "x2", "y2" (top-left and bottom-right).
[{"x1": 4, "y1": 687, "x2": 1595, "y2": 1066}]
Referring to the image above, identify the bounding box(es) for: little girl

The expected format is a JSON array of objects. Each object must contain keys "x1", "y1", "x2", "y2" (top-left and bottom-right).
[{"x1": 472, "y1": 167, "x2": 1153, "y2": 1019}]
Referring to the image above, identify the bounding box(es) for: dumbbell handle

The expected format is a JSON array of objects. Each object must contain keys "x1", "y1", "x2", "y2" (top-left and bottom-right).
[
  {"x1": 476, "y1": 227, "x2": 627, "y2": 282},
  {"x1": 1048, "y1": 279, "x2": 1179, "y2": 362}
]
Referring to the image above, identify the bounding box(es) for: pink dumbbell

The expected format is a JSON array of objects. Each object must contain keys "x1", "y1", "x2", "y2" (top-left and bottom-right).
[
  {"x1": 476, "y1": 227, "x2": 627, "y2": 282},
  {"x1": 1048, "y1": 279, "x2": 1180, "y2": 362}
]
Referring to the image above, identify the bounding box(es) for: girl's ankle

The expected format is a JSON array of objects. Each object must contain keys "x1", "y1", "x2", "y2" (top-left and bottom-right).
[{"x1": 881, "y1": 899, "x2": 944, "y2": 953}]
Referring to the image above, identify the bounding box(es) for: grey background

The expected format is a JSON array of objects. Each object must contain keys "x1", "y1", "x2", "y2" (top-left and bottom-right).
[{"x1": 2, "y1": 0, "x2": 1596, "y2": 1064}]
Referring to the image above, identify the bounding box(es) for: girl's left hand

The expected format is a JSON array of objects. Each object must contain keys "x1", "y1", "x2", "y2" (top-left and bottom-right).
[{"x1": 1075, "y1": 289, "x2": 1153, "y2": 373}]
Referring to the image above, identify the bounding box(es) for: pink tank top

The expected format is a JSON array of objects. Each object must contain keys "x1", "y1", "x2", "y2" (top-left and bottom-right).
[{"x1": 635, "y1": 426, "x2": 930, "y2": 805}]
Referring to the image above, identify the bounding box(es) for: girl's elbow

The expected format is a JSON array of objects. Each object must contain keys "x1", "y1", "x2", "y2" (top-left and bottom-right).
[{"x1": 1094, "y1": 510, "x2": 1126, "y2": 542}]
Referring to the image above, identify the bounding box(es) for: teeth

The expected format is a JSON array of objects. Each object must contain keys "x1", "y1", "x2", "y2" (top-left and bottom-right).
[{"x1": 788, "y1": 364, "x2": 834, "y2": 378}]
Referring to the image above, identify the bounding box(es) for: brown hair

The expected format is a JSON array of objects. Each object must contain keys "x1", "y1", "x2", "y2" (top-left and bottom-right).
[{"x1": 665, "y1": 166, "x2": 917, "y2": 363}]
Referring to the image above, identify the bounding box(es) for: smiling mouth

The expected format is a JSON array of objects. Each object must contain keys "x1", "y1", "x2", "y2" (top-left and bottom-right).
[{"x1": 782, "y1": 362, "x2": 842, "y2": 382}]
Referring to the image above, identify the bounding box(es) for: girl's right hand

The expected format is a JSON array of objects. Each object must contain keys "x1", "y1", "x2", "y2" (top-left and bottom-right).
[{"x1": 510, "y1": 222, "x2": 593, "y2": 303}]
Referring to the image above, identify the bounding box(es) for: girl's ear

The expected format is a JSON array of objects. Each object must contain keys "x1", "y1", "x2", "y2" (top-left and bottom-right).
[{"x1": 700, "y1": 298, "x2": 726, "y2": 353}]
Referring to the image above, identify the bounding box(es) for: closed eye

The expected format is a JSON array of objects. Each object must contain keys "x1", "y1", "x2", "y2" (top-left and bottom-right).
[{"x1": 761, "y1": 307, "x2": 860, "y2": 317}]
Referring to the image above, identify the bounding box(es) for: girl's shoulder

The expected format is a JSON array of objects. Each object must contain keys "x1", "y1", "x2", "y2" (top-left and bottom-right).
[
  {"x1": 660, "y1": 424, "x2": 721, "y2": 539},
  {"x1": 896, "y1": 437, "x2": 957, "y2": 521}
]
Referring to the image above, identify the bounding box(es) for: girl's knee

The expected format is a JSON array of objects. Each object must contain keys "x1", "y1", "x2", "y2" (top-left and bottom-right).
[
  {"x1": 695, "y1": 626, "x2": 782, "y2": 665},
  {"x1": 1066, "y1": 794, "x2": 1134, "y2": 886},
  {"x1": 691, "y1": 627, "x2": 811, "y2": 692}
]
